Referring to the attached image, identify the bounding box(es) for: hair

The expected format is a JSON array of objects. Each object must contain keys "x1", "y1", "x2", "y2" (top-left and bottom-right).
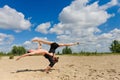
[{"x1": 27, "y1": 51, "x2": 30, "y2": 53}]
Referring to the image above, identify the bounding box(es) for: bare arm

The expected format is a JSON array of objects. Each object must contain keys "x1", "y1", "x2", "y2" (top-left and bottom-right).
[
  {"x1": 32, "y1": 39, "x2": 53, "y2": 45},
  {"x1": 59, "y1": 42, "x2": 79, "y2": 47}
]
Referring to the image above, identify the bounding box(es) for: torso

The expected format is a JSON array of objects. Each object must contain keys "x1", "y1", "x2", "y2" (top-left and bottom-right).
[
  {"x1": 49, "y1": 42, "x2": 59, "y2": 53},
  {"x1": 35, "y1": 49, "x2": 48, "y2": 55}
]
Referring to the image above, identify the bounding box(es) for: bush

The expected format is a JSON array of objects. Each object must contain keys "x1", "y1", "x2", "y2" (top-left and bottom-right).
[
  {"x1": 9, "y1": 55, "x2": 14, "y2": 59},
  {"x1": 62, "y1": 46, "x2": 72, "y2": 54},
  {"x1": 0, "y1": 55, "x2": 2, "y2": 60}
]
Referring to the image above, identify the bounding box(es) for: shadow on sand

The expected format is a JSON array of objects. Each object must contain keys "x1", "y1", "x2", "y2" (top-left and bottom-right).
[{"x1": 11, "y1": 68, "x2": 56, "y2": 73}]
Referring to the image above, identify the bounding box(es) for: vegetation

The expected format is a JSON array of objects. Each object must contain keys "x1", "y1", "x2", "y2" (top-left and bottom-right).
[
  {"x1": 9, "y1": 55, "x2": 14, "y2": 59},
  {"x1": 62, "y1": 46, "x2": 72, "y2": 54},
  {"x1": 11, "y1": 46, "x2": 26, "y2": 55},
  {"x1": 0, "y1": 54, "x2": 2, "y2": 59},
  {"x1": 109, "y1": 40, "x2": 120, "y2": 53},
  {"x1": 0, "y1": 46, "x2": 26, "y2": 56}
]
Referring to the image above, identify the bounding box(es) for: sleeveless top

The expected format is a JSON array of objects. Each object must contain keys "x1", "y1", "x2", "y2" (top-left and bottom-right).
[{"x1": 49, "y1": 42, "x2": 59, "y2": 53}]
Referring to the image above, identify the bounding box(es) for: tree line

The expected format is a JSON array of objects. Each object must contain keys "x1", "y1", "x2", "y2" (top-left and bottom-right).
[{"x1": 109, "y1": 40, "x2": 120, "y2": 53}]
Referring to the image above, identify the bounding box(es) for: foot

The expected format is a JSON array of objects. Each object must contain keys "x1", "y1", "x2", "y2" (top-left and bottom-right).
[
  {"x1": 54, "y1": 57, "x2": 59, "y2": 63},
  {"x1": 44, "y1": 69, "x2": 50, "y2": 74}
]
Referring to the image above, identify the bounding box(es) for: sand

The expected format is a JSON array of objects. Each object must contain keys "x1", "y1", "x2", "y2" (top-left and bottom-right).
[{"x1": 0, "y1": 55, "x2": 120, "y2": 80}]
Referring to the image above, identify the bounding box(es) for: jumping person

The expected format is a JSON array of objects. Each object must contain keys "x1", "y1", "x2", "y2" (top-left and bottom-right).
[
  {"x1": 32, "y1": 39, "x2": 79, "y2": 56},
  {"x1": 16, "y1": 42, "x2": 58, "y2": 73},
  {"x1": 32, "y1": 38, "x2": 79, "y2": 72}
]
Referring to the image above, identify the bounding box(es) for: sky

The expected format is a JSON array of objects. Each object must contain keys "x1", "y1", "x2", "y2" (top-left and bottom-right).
[{"x1": 0, "y1": 0, "x2": 120, "y2": 53}]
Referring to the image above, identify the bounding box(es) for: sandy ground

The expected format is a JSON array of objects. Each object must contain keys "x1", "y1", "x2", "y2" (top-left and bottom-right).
[{"x1": 0, "y1": 55, "x2": 120, "y2": 80}]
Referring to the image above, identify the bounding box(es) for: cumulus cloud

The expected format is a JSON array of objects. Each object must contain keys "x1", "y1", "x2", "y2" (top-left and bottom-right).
[
  {"x1": 35, "y1": 22, "x2": 51, "y2": 34},
  {"x1": 100, "y1": 0, "x2": 118, "y2": 10},
  {"x1": 0, "y1": 33, "x2": 14, "y2": 45},
  {"x1": 0, "y1": 33, "x2": 14, "y2": 52},
  {"x1": 23, "y1": 37, "x2": 50, "y2": 51},
  {"x1": 49, "y1": 0, "x2": 119, "y2": 52},
  {"x1": 0, "y1": 5, "x2": 31, "y2": 32},
  {"x1": 118, "y1": 8, "x2": 120, "y2": 13},
  {"x1": 32, "y1": 36, "x2": 48, "y2": 40},
  {"x1": 23, "y1": 41, "x2": 38, "y2": 50}
]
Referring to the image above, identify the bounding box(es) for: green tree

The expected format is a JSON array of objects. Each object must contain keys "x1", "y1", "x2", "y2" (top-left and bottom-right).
[
  {"x1": 62, "y1": 46, "x2": 72, "y2": 54},
  {"x1": 11, "y1": 46, "x2": 17, "y2": 55},
  {"x1": 109, "y1": 40, "x2": 120, "y2": 53},
  {"x1": 11, "y1": 46, "x2": 26, "y2": 55}
]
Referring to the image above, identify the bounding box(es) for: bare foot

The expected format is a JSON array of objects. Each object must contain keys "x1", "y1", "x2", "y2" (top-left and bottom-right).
[{"x1": 54, "y1": 57, "x2": 59, "y2": 63}]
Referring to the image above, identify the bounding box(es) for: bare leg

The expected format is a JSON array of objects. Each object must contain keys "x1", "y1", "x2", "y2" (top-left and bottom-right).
[
  {"x1": 16, "y1": 49, "x2": 53, "y2": 61},
  {"x1": 16, "y1": 52, "x2": 35, "y2": 61},
  {"x1": 32, "y1": 39, "x2": 52, "y2": 45},
  {"x1": 44, "y1": 66, "x2": 51, "y2": 73}
]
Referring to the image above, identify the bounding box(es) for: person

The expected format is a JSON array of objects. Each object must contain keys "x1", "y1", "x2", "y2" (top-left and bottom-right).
[
  {"x1": 32, "y1": 38, "x2": 79, "y2": 72},
  {"x1": 16, "y1": 41, "x2": 58, "y2": 73},
  {"x1": 32, "y1": 39, "x2": 79, "y2": 56}
]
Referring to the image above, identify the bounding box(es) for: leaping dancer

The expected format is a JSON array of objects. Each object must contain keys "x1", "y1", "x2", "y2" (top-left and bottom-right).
[
  {"x1": 32, "y1": 38, "x2": 79, "y2": 72},
  {"x1": 16, "y1": 39, "x2": 79, "y2": 73},
  {"x1": 16, "y1": 41, "x2": 58, "y2": 73}
]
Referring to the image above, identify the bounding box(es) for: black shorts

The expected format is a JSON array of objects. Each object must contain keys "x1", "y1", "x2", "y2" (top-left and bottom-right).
[{"x1": 44, "y1": 54, "x2": 55, "y2": 67}]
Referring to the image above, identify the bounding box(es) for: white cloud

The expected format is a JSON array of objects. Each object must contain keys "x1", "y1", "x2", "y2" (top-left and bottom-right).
[
  {"x1": 23, "y1": 41, "x2": 38, "y2": 50},
  {"x1": 118, "y1": 8, "x2": 120, "y2": 13},
  {"x1": 49, "y1": 0, "x2": 118, "y2": 52},
  {"x1": 32, "y1": 36, "x2": 48, "y2": 40},
  {"x1": 23, "y1": 37, "x2": 50, "y2": 51},
  {"x1": 0, "y1": 33, "x2": 14, "y2": 52},
  {"x1": 0, "y1": 5, "x2": 31, "y2": 32},
  {"x1": 100, "y1": 0, "x2": 118, "y2": 10},
  {"x1": 0, "y1": 33, "x2": 14, "y2": 45},
  {"x1": 35, "y1": 22, "x2": 51, "y2": 34}
]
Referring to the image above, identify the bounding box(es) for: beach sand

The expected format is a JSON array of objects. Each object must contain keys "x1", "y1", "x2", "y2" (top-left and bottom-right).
[{"x1": 0, "y1": 55, "x2": 120, "y2": 80}]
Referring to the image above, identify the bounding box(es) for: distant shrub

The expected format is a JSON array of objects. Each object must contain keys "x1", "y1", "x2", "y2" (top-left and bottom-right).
[
  {"x1": 0, "y1": 55, "x2": 2, "y2": 59},
  {"x1": 62, "y1": 46, "x2": 72, "y2": 54},
  {"x1": 9, "y1": 55, "x2": 14, "y2": 59}
]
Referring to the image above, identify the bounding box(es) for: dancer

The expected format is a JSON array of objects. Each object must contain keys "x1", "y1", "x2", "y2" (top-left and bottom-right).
[
  {"x1": 16, "y1": 42, "x2": 58, "y2": 73},
  {"x1": 32, "y1": 39, "x2": 79, "y2": 56},
  {"x1": 32, "y1": 38, "x2": 79, "y2": 72}
]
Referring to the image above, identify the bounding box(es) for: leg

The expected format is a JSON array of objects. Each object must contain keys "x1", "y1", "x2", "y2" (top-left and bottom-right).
[
  {"x1": 53, "y1": 57, "x2": 59, "y2": 63},
  {"x1": 44, "y1": 66, "x2": 51, "y2": 73},
  {"x1": 44, "y1": 55, "x2": 56, "y2": 73},
  {"x1": 32, "y1": 38, "x2": 52, "y2": 45},
  {"x1": 16, "y1": 52, "x2": 36, "y2": 61}
]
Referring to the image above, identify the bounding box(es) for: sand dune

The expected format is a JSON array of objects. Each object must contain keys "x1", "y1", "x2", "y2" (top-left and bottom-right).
[{"x1": 0, "y1": 55, "x2": 120, "y2": 80}]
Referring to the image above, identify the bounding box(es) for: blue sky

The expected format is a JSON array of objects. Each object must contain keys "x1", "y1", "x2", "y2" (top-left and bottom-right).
[{"x1": 0, "y1": 0, "x2": 120, "y2": 52}]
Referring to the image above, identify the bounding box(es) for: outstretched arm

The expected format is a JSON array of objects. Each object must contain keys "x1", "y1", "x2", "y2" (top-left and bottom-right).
[
  {"x1": 32, "y1": 39, "x2": 53, "y2": 45},
  {"x1": 58, "y1": 42, "x2": 79, "y2": 47}
]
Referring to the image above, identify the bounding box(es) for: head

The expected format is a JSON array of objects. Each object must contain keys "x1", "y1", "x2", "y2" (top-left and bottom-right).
[
  {"x1": 27, "y1": 50, "x2": 30, "y2": 53},
  {"x1": 27, "y1": 50, "x2": 33, "y2": 53}
]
